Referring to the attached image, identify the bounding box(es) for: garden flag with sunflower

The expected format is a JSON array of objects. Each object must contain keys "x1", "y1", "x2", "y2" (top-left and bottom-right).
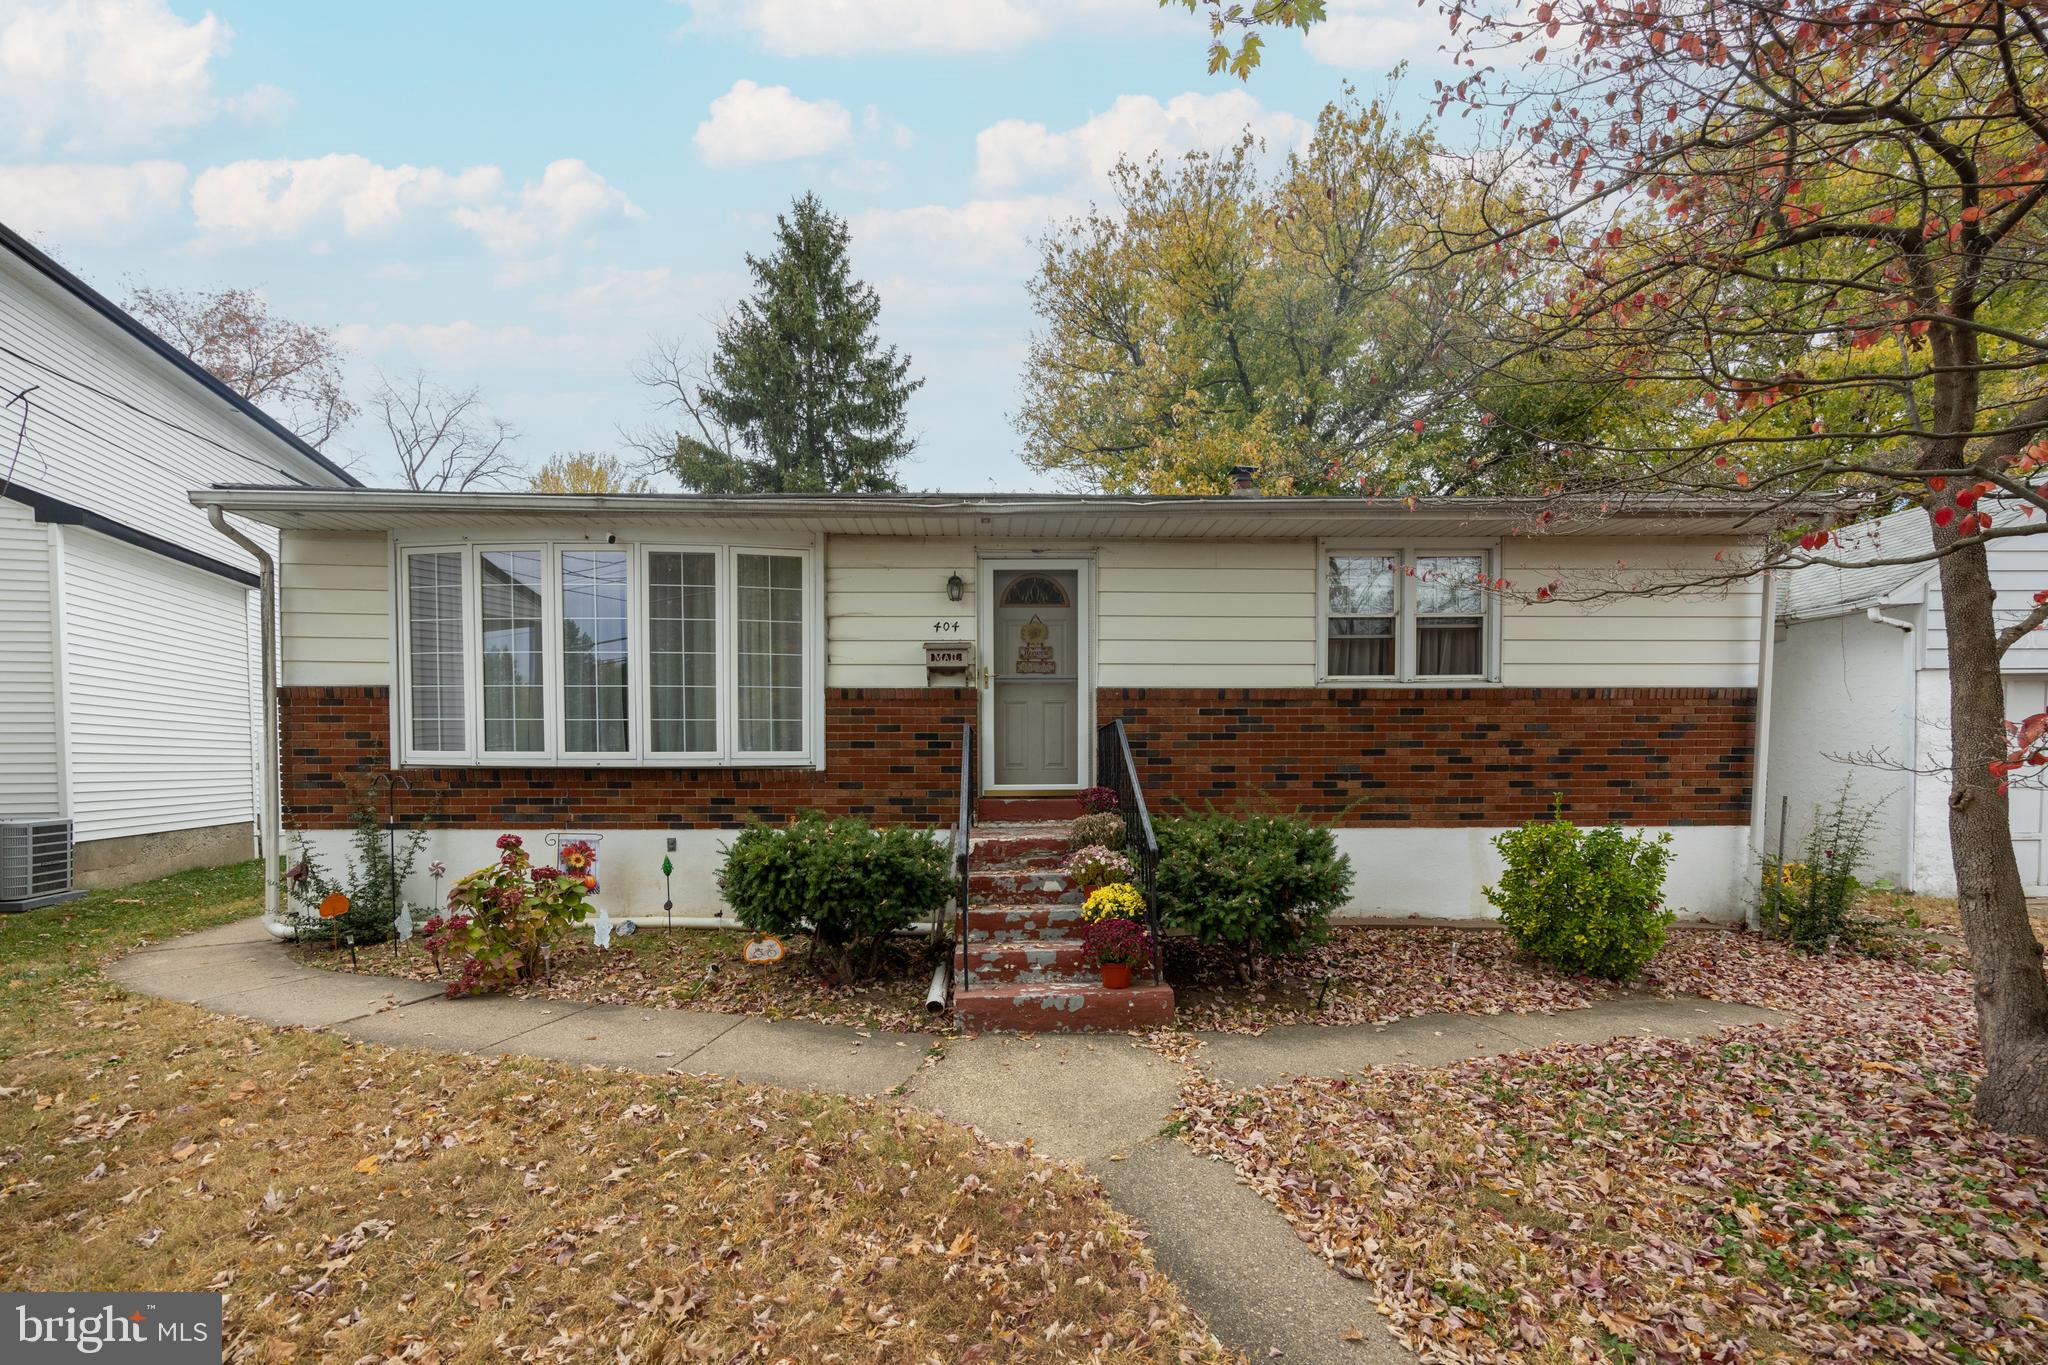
[{"x1": 558, "y1": 837, "x2": 601, "y2": 894}]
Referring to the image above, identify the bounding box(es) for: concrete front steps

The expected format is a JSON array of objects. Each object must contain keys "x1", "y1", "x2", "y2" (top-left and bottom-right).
[{"x1": 952, "y1": 820, "x2": 1175, "y2": 1033}]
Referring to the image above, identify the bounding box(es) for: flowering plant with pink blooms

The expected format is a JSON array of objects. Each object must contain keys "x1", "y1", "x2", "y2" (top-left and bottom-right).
[
  {"x1": 438, "y1": 833, "x2": 592, "y2": 995},
  {"x1": 1077, "y1": 785, "x2": 1120, "y2": 814}
]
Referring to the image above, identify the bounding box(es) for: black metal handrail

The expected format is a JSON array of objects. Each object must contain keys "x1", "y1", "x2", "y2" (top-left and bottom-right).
[
  {"x1": 954, "y1": 722, "x2": 974, "y2": 997},
  {"x1": 1096, "y1": 718, "x2": 1164, "y2": 985}
]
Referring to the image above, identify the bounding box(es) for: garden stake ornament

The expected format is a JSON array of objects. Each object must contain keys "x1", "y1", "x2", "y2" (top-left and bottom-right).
[{"x1": 662, "y1": 854, "x2": 674, "y2": 930}]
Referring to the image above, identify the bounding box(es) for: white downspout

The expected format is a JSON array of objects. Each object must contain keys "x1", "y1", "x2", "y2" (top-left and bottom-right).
[
  {"x1": 1866, "y1": 605, "x2": 1918, "y2": 890},
  {"x1": 1746, "y1": 572, "x2": 1779, "y2": 931},
  {"x1": 207, "y1": 506, "x2": 293, "y2": 939}
]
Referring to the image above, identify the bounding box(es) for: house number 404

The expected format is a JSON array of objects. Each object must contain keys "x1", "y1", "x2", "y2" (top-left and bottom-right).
[{"x1": 931, "y1": 620, "x2": 961, "y2": 632}]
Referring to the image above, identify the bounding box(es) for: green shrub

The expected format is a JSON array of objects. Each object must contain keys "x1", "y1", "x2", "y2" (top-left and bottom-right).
[
  {"x1": 1069, "y1": 812, "x2": 1127, "y2": 850},
  {"x1": 284, "y1": 799, "x2": 425, "y2": 944},
  {"x1": 1485, "y1": 808, "x2": 1673, "y2": 980},
  {"x1": 1154, "y1": 810, "x2": 1353, "y2": 979},
  {"x1": 719, "y1": 813, "x2": 955, "y2": 981},
  {"x1": 1760, "y1": 781, "x2": 1885, "y2": 952}
]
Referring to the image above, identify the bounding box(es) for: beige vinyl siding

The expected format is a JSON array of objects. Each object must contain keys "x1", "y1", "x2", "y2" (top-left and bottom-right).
[
  {"x1": 1501, "y1": 537, "x2": 1762, "y2": 687},
  {"x1": 61, "y1": 529, "x2": 256, "y2": 840},
  {"x1": 0, "y1": 500, "x2": 61, "y2": 817},
  {"x1": 1097, "y1": 540, "x2": 1315, "y2": 686},
  {"x1": 825, "y1": 536, "x2": 975, "y2": 687},
  {"x1": 280, "y1": 531, "x2": 392, "y2": 686}
]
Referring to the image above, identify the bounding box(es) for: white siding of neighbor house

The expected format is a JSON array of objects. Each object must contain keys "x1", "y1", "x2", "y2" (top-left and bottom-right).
[
  {"x1": 59, "y1": 528, "x2": 256, "y2": 841},
  {"x1": 0, "y1": 499, "x2": 61, "y2": 818},
  {"x1": 1917, "y1": 536, "x2": 2048, "y2": 672},
  {"x1": 0, "y1": 251, "x2": 339, "y2": 566},
  {"x1": 1764, "y1": 608, "x2": 1915, "y2": 886},
  {"x1": 279, "y1": 531, "x2": 392, "y2": 686}
]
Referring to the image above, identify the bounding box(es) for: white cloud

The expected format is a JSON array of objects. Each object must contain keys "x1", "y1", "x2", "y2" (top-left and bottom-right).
[
  {"x1": 852, "y1": 195, "x2": 1080, "y2": 273},
  {"x1": 694, "y1": 80, "x2": 852, "y2": 167},
  {"x1": 540, "y1": 264, "x2": 736, "y2": 325},
  {"x1": 682, "y1": 0, "x2": 1046, "y2": 56},
  {"x1": 975, "y1": 91, "x2": 1313, "y2": 192},
  {"x1": 1302, "y1": 0, "x2": 1434, "y2": 67},
  {"x1": 450, "y1": 159, "x2": 641, "y2": 254},
  {"x1": 0, "y1": 160, "x2": 186, "y2": 241},
  {"x1": 0, "y1": 0, "x2": 286, "y2": 154},
  {"x1": 190, "y1": 154, "x2": 502, "y2": 239}
]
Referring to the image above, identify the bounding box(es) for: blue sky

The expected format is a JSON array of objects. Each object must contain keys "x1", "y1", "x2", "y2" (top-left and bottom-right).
[{"x1": 1, "y1": 0, "x2": 1456, "y2": 490}]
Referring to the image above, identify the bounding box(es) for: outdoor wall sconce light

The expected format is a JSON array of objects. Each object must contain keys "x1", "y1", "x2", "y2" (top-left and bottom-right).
[{"x1": 946, "y1": 572, "x2": 964, "y2": 602}]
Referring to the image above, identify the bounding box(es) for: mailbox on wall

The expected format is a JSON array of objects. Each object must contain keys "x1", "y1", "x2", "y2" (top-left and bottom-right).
[{"x1": 924, "y1": 640, "x2": 972, "y2": 686}]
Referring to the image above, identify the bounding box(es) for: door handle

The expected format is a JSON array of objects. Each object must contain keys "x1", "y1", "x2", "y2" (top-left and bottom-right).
[{"x1": 982, "y1": 665, "x2": 991, "y2": 688}]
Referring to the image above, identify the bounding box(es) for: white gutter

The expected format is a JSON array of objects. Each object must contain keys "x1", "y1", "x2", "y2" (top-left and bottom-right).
[
  {"x1": 1871, "y1": 606, "x2": 1920, "y2": 891},
  {"x1": 1746, "y1": 572, "x2": 1779, "y2": 931},
  {"x1": 1866, "y1": 605, "x2": 1915, "y2": 632},
  {"x1": 206, "y1": 506, "x2": 293, "y2": 940}
]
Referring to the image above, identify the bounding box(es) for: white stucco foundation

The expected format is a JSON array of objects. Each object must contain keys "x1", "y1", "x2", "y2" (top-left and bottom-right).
[
  {"x1": 1329, "y1": 824, "x2": 1755, "y2": 923},
  {"x1": 290, "y1": 821, "x2": 1754, "y2": 927}
]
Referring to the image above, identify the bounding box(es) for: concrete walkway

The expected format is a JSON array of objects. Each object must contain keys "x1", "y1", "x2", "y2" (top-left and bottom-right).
[{"x1": 108, "y1": 919, "x2": 1782, "y2": 1363}]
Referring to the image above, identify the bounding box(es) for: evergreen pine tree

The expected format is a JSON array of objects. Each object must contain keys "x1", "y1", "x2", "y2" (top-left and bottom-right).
[{"x1": 674, "y1": 193, "x2": 921, "y2": 493}]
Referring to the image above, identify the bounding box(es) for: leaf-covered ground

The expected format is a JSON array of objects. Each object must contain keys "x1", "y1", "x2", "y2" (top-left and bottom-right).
[
  {"x1": 296, "y1": 927, "x2": 952, "y2": 1034},
  {"x1": 2, "y1": 864, "x2": 1233, "y2": 1363},
  {"x1": 1176, "y1": 946, "x2": 2048, "y2": 1362}
]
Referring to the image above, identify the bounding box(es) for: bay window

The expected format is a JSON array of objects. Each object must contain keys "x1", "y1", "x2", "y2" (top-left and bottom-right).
[
  {"x1": 1321, "y1": 546, "x2": 1495, "y2": 682},
  {"x1": 396, "y1": 539, "x2": 817, "y2": 766}
]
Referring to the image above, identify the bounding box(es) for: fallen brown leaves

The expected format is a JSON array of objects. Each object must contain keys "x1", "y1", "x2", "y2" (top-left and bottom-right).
[
  {"x1": 1177, "y1": 947, "x2": 2048, "y2": 1362},
  {"x1": 297, "y1": 928, "x2": 951, "y2": 1035}
]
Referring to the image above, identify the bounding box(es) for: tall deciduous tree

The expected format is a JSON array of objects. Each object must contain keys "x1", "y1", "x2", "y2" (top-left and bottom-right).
[
  {"x1": 651, "y1": 194, "x2": 920, "y2": 495},
  {"x1": 126, "y1": 283, "x2": 356, "y2": 449},
  {"x1": 1434, "y1": 0, "x2": 2048, "y2": 1135},
  {"x1": 529, "y1": 451, "x2": 653, "y2": 495},
  {"x1": 1017, "y1": 95, "x2": 1631, "y2": 493}
]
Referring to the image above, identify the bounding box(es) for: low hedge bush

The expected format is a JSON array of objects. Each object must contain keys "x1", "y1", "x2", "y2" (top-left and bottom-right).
[
  {"x1": 1485, "y1": 808, "x2": 1673, "y2": 980},
  {"x1": 1154, "y1": 810, "x2": 1352, "y2": 979},
  {"x1": 719, "y1": 812, "x2": 955, "y2": 981}
]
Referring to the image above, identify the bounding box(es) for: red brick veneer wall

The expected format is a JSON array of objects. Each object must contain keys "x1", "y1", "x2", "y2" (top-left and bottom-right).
[
  {"x1": 1101, "y1": 686, "x2": 1756, "y2": 826},
  {"x1": 280, "y1": 686, "x2": 974, "y2": 829}
]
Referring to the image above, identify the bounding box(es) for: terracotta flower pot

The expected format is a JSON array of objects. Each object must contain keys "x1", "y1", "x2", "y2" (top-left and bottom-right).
[
  {"x1": 1082, "y1": 883, "x2": 1099, "y2": 901},
  {"x1": 1100, "y1": 962, "x2": 1133, "y2": 990}
]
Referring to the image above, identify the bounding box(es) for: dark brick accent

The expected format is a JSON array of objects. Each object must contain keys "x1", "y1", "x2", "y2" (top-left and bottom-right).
[
  {"x1": 1100, "y1": 686, "x2": 1756, "y2": 826},
  {"x1": 279, "y1": 686, "x2": 975, "y2": 829}
]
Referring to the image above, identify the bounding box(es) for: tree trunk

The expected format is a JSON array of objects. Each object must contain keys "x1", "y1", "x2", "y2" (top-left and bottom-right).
[{"x1": 1933, "y1": 523, "x2": 2048, "y2": 1139}]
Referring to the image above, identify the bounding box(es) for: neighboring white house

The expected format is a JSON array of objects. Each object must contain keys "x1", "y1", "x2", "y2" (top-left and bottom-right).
[
  {"x1": 0, "y1": 222, "x2": 358, "y2": 896},
  {"x1": 1769, "y1": 507, "x2": 2048, "y2": 896}
]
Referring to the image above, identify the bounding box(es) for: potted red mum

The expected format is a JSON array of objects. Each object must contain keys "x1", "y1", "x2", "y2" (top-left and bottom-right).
[{"x1": 1081, "y1": 917, "x2": 1153, "y2": 990}]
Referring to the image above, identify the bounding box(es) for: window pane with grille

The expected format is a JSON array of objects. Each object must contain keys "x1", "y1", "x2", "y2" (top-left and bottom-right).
[
  {"x1": 562, "y1": 550, "x2": 630, "y2": 752},
  {"x1": 1416, "y1": 554, "x2": 1485, "y2": 676},
  {"x1": 480, "y1": 550, "x2": 545, "y2": 752},
  {"x1": 1327, "y1": 554, "x2": 1396, "y2": 676},
  {"x1": 406, "y1": 551, "x2": 465, "y2": 751},
  {"x1": 736, "y1": 552, "x2": 803, "y2": 753},
  {"x1": 649, "y1": 551, "x2": 717, "y2": 753}
]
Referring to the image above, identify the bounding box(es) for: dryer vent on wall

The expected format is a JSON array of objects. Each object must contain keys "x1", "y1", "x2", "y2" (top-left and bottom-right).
[{"x1": 0, "y1": 818, "x2": 84, "y2": 912}]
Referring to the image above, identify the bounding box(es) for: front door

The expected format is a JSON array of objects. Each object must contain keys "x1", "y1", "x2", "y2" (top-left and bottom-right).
[
  {"x1": 990, "y1": 568, "x2": 1080, "y2": 787},
  {"x1": 2008, "y1": 675, "x2": 2048, "y2": 894}
]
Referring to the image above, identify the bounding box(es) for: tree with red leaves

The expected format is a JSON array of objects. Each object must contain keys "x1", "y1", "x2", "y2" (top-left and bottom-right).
[{"x1": 1425, "y1": 0, "x2": 2048, "y2": 1136}]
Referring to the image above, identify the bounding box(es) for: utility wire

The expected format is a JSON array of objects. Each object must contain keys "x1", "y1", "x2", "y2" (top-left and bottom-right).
[
  {"x1": 0, "y1": 341, "x2": 322, "y2": 487},
  {"x1": 1, "y1": 384, "x2": 34, "y2": 502}
]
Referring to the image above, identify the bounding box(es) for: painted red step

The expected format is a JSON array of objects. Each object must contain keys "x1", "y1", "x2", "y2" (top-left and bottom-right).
[
  {"x1": 969, "y1": 825, "x2": 1072, "y2": 866},
  {"x1": 966, "y1": 903, "x2": 1086, "y2": 937},
  {"x1": 954, "y1": 981, "x2": 1175, "y2": 1033},
  {"x1": 968, "y1": 868, "x2": 1081, "y2": 905},
  {"x1": 978, "y1": 796, "x2": 1084, "y2": 821},
  {"x1": 954, "y1": 937, "x2": 1093, "y2": 984}
]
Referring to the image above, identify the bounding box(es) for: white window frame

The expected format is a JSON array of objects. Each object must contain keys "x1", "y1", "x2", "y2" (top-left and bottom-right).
[
  {"x1": 476, "y1": 544, "x2": 552, "y2": 760},
  {"x1": 391, "y1": 533, "x2": 822, "y2": 768},
  {"x1": 397, "y1": 545, "x2": 473, "y2": 761},
  {"x1": 1317, "y1": 543, "x2": 1501, "y2": 685}
]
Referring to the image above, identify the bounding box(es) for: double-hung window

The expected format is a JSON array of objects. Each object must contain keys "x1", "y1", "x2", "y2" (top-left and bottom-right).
[
  {"x1": 1321, "y1": 546, "x2": 1494, "y2": 682},
  {"x1": 397, "y1": 540, "x2": 816, "y2": 766}
]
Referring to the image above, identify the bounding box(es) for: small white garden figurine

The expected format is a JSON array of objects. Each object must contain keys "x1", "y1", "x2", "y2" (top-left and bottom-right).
[
  {"x1": 394, "y1": 902, "x2": 413, "y2": 943},
  {"x1": 593, "y1": 902, "x2": 613, "y2": 949}
]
